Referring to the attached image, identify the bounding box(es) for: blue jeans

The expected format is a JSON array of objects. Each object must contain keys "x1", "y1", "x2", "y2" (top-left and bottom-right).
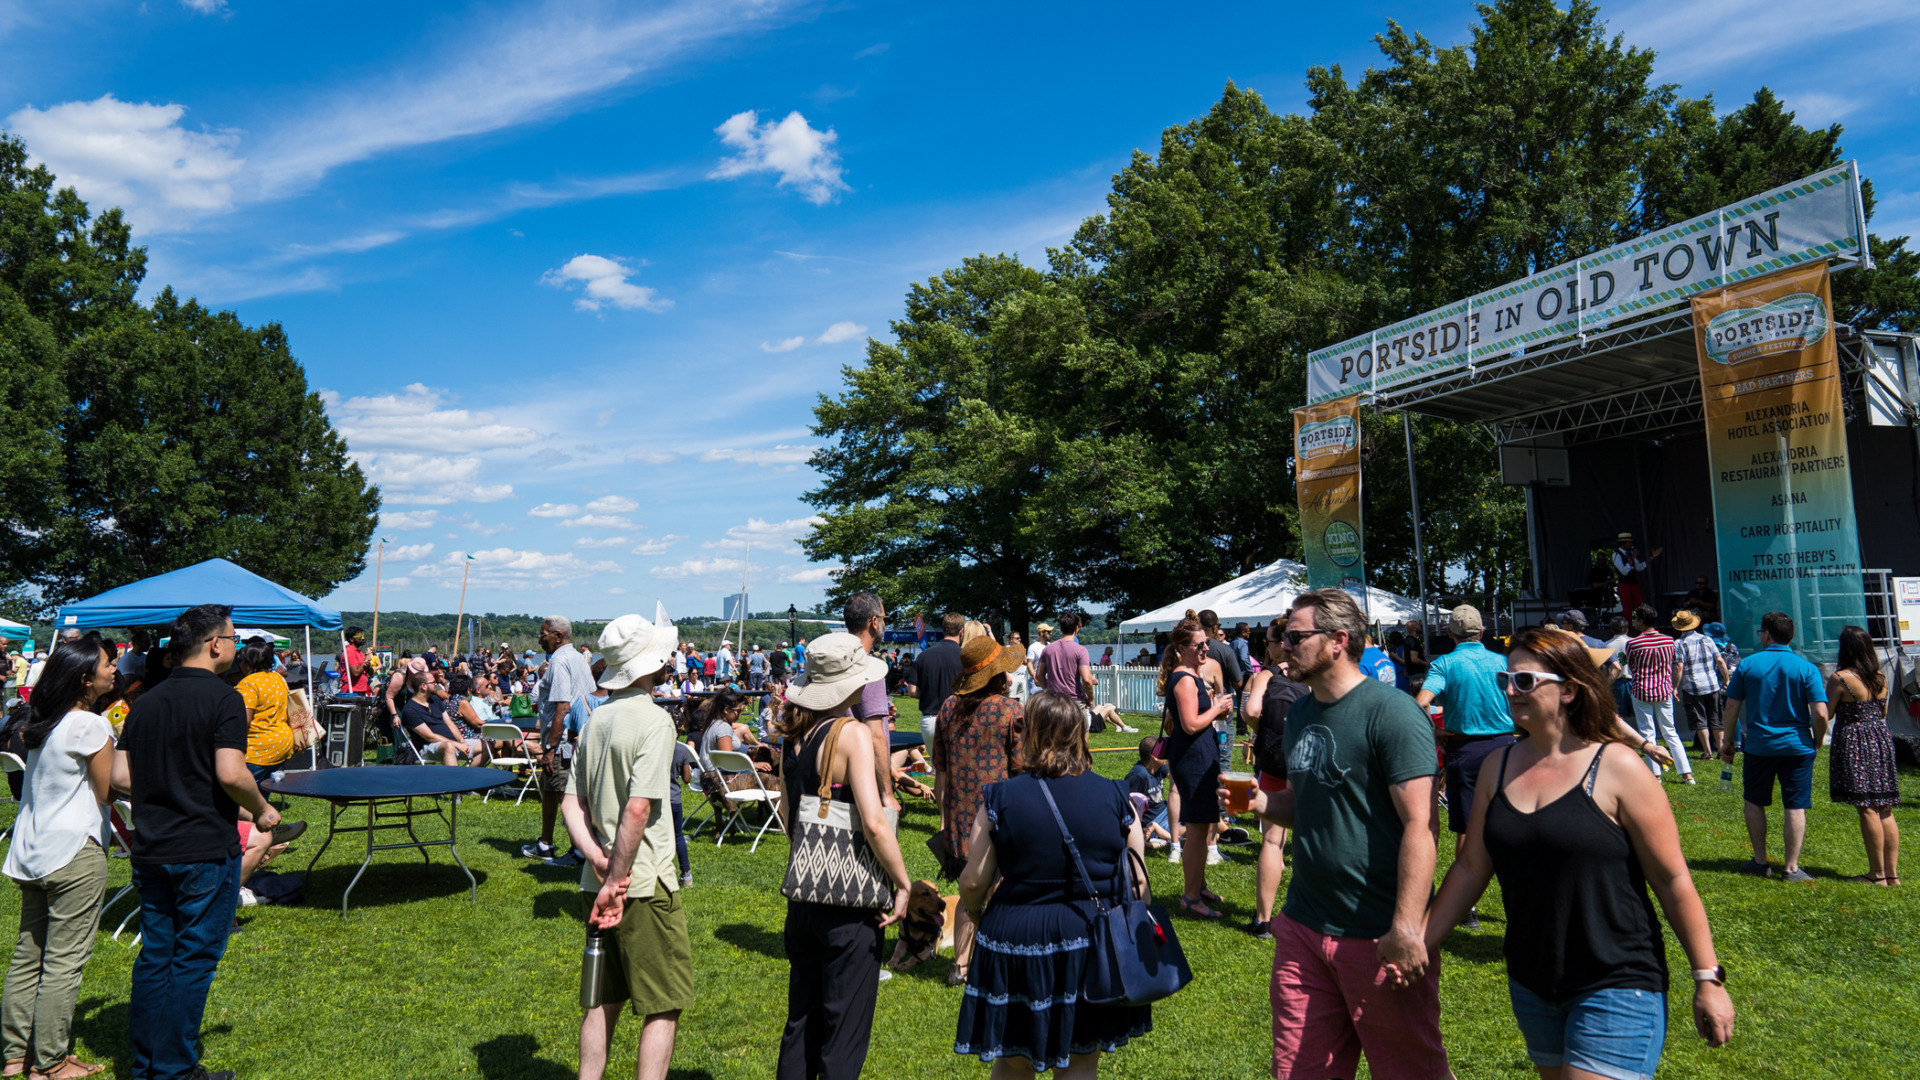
[
  {"x1": 130, "y1": 856, "x2": 242, "y2": 1080},
  {"x1": 1508, "y1": 979, "x2": 1666, "y2": 1080},
  {"x1": 671, "y1": 801, "x2": 690, "y2": 876}
]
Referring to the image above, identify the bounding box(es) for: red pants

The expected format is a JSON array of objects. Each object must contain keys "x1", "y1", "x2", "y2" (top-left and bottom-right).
[{"x1": 1617, "y1": 582, "x2": 1643, "y2": 620}]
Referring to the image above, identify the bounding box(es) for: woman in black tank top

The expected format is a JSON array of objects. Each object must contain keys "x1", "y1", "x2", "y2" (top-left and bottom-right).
[{"x1": 1423, "y1": 628, "x2": 1734, "y2": 1077}]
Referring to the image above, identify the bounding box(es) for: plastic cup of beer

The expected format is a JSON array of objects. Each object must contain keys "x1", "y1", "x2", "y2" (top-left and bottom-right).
[{"x1": 1222, "y1": 771, "x2": 1256, "y2": 814}]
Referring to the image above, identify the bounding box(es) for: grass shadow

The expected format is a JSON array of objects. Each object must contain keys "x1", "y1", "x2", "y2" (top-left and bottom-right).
[
  {"x1": 304, "y1": 861, "x2": 489, "y2": 909},
  {"x1": 714, "y1": 921, "x2": 786, "y2": 961},
  {"x1": 473, "y1": 1033, "x2": 572, "y2": 1080},
  {"x1": 71, "y1": 996, "x2": 130, "y2": 1078},
  {"x1": 533, "y1": 888, "x2": 587, "y2": 922},
  {"x1": 1437, "y1": 929, "x2": 1507, "y2": 964}
]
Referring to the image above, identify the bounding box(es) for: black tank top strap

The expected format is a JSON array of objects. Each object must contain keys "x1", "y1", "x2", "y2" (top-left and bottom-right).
[
  {"x1": 1493, "y1": 744, "x2": 1514, "y2": 796},
  {"x1": 1581, "y1": 743, "x2": 1608, "y2": 797}
]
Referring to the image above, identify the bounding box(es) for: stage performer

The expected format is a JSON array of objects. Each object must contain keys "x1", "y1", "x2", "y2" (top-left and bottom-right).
[{"x1": 1611, "y1": 532, "x2": 1662, "y2": 620}]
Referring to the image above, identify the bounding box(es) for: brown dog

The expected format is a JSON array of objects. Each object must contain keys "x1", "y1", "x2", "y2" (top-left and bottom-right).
[{"x1": 886, "y1": 880, "x2": 947, "y2": 971}]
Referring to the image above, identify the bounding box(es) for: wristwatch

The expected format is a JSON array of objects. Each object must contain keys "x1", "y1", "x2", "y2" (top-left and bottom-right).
[{"x1": 1691, "y1": 965, "x2": 1726, "y2": 985}]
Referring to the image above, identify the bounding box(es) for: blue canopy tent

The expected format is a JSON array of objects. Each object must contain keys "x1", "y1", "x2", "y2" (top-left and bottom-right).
[
  {"x1": 56, "y1": 559, "x2": 344, "y2": 713},
  {"x1": 0, "y1": 618, "x2": 29, "y2": 642},
  {"x1": 56, "y1": 558, "x2": 341, "y2": 631}
]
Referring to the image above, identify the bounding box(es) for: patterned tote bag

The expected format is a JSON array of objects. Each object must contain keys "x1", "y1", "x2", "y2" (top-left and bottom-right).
[{"x1": 781, "y1": 717, "x2": 897, "y2": 908}]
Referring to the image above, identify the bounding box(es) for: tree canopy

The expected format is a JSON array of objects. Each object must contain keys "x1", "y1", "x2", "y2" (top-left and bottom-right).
[
  {"x1": 0, "y1": 134, "x2": 379, "y2": 611},
  {"x1": 805, "y1": 0, "x2": 1919, "y2": 629}
]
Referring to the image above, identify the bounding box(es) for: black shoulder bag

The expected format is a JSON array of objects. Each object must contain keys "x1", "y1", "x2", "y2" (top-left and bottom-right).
[{"x1": 1036, "y1": 778, "x2": 1193, "y2": 1006}]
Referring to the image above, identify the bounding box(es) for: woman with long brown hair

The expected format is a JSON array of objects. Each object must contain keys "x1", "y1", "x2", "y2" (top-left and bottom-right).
[
  {"x1": 929, "y1": 634, "x2": 1026, "y2": 985},
  {"x1": 1157, "y1": 622, "x2": 1231, "y2": 918},
  {"x1": 1826, "y1": 625, "x2": 1900, "y2": 885},
  {"x1": 953, "y1": 690, "x2": 1151, "y2": 1078},
  {"x1": 1426, "y1": 627, "x2": 1733, "y2": 1079}
]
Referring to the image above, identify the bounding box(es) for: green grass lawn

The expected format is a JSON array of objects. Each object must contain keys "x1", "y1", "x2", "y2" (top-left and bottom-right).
[{"x1": 36, "y1": 701, "x2": 1920, "y2": 1079}]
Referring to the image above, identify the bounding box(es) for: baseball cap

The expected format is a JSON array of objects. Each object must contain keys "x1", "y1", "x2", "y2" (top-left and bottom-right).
[{"x1": 1449, "y1": 605, "x2": 1484, "y2": 636}]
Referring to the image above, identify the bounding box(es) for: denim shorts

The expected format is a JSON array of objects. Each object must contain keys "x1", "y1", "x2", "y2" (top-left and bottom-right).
[{"x1": 1508, "y1": 980, "x2": 1666, "y2": 1080}]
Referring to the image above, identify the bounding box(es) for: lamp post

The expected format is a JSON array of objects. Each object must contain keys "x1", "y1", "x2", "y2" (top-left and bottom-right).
[{"x1": 787, "y1": 604, "x2": 798, "y2": 652}]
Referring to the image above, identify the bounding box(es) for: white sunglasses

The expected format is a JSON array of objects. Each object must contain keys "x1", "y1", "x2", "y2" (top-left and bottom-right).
[{"x1": 1495, "y1": 670, "x2": 1568, "y2": 693}]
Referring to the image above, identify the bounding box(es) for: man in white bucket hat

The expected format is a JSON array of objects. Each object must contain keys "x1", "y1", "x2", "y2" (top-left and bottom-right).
[{"x1": 560, "y1": 611, "x2": 692, "y2": 1080}]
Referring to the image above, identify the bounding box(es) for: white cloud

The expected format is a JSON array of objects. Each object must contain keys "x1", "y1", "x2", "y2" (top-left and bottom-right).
[
  {"x1": 181, "y1": 0, "x2": 228, "y2": 14},
  {"x1": 541, "y1": 254, "x2": 671, "y2": 313},
  {"x1": 816, "y1": 321, "x2": 867, "y2": 344},
  {"x1": 4, "y1": 95, "x2": 244, "y2": 230},
  {"x1": 630, "y1": 535, "x2": 685, "y2": 555},
  {"x1": 1613, "y1": 0, "x2": 1920, "y2": 81},
  {"x1": 760, "y1": 336, "x2": 805, "y2": 353},
  {"x1": 383, "y1": 576, "x2": 413, "y2": 588},
  {"x1": 381, "y1": 510, "x2": 440, "y2": 530},
  {"x1": 249, "y1": 0, "x2": 806, "y2": 200},
  {"x1": 650, "y1": 556, "x2": 744, "y2": 580},
  {"x1": 584, "y1": 495, "x2": 639, "y2": 514},
  {"x1": 699, "y1": 445, "x2": 818, "y2": 466},
  {"x1": 325, "y1": 383, "x2": 540, "y2": 453},
  {"x1": 709, "y1": 109, "x2": 848, "y2": 205},
  {"x1": 574, "y1": 535, "x2": 632, "y2": 548},
  {"x1": 417, "y1": 546, "x2": 623, "y2": 588},
  {"x1": 624, "y1": 449, "x2": 680, "y2": 464},
  {"x1": 527, "y1": 503, "x2": 581, "y2": 518},
  {"x1": 779, "y1": 565, "x2": 840, "y2": 584},
  {"x1": 355, "y1": 452, "x2": 513, "y2": 505},
  {"x1": 704, "y1": 515, "x2": 824, "y2": 552},
  {"x1": 595, "y1": 409, "x2": 615, "y2": 428},
  {"x1": 560, "y1": 514, "x2": 636, "y2": 529},
  {"x1": 388, "y1": 542, "x2": 435, "y2": 561}
]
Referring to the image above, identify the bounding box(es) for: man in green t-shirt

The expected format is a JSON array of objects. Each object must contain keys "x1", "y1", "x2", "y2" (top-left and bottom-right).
[
  {"x1": 561, "y1": 613, "x2": 693, "y2": 1080},
  {"x1": 1239, "y1": 588, "x2": 1448, "y2": 1080}
]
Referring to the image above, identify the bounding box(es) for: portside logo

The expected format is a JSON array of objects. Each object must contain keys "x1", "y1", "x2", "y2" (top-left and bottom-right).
[
  {"x1": 1298, "y1": 416, "x2": 1359, "y2": 460},
  {"x1": 1704, "y1": 292, "x2": 1828, "y2": 365}
]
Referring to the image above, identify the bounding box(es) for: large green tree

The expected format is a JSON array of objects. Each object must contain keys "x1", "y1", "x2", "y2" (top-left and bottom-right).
[
  {"x1": 0, "y1": 133, "x2": 379, "y2": 610},
  {"x1": 805, "y1": 0, "x2": 1919, "y2": 625}
]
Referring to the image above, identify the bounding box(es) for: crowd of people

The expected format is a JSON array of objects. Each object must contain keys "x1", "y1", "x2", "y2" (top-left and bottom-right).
[{"x1": 0, "y1": 581, "x2": 1906, "y2": 1079}]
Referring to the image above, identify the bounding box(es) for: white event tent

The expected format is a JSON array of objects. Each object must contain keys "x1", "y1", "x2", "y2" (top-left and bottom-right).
[{"x1": 1118, "y1": 558, "x2": 1423, "y2": 634}]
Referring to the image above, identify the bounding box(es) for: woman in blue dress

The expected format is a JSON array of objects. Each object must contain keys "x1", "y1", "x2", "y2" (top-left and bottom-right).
[{"x1": 953, "y1": 690, "x2": 1152, "y2": 1078}]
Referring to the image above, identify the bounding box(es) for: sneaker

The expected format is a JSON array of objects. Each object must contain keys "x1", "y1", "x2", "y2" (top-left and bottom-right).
[
  {"x1": 237, "y1": 887, "x2": 258, "y2": 908},
  {"x1": 545, "y1": 849, "x2": 585, "y2": 868},
  {"x1": 521, "y1": 841, "x2": 554, "y2": 860},
  {"x1": 1463, "y1": 907, "x2": 1480, "y2": 931},
  {"x1": 270, "y1": 820, "x2": 308, "y2": 846},
  {"x1": 1167, "y1": 841, "x2": 1183, "y2": 863},
  {"x1": 878, "y1": 969, "x2": 893, "y2": 983},
  {"x1": 1206, "y1": 845, "x2": 1224, "y2": 866},
  {"x1": 1737, "y1": 859, "x2": 1771, "y2": 877},
  {"x1": 186, "y1": 1068, "x2": 236, "y2": 1080},
  {"x1": 1782, "y1": 868, "x2": 1814, "y2": 883},
  {"x1": 1147, "y1": 836, "x2": 1169, "y2": 850},
  {"x1": 1218, "y1": 826, "x2": 1251, "y2": 845},
  {"x1": 1244, "y1": 919, "x2": 1273, "y2": 941},
  {"x1": 679, "y1": 873, "x2": 693, "y2": 888}
]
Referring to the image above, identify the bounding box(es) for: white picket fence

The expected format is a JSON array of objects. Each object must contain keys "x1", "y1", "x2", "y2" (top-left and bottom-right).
[{"x1": 1087, "y1": 665, "x2": 1165, "y2": 715}]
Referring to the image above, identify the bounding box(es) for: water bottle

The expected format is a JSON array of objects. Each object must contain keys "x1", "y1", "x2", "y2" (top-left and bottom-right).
[
  {"x1": 1719, "y1": 766, "x2": 1733, "y2": 792},
  {"x1": 580, "y1": 927, "x2": 607, "y2": 1009}
]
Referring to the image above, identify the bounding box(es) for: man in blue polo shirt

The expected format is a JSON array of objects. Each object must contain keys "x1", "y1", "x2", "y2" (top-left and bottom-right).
[
  {"x1": 1416, "y1": 604, "x2": 1513, "y2": 930},
  {"x1": 1721, "y1": 611, "x2": 1829, "y2": 882}
]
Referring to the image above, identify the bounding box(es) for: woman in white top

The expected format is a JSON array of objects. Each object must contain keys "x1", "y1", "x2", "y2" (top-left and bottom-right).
[{"x1": 0, "y1": 638, "x2": 116, "y2": 1080}]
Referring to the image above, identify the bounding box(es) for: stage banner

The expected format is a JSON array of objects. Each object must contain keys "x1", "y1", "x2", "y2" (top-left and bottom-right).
[
  {"x1": 1293, "y1": 396, "x2": 1368, "y2": 612},
  {"x1": 1692, "y1": 263, "x2": 1866, "y2": 659}
]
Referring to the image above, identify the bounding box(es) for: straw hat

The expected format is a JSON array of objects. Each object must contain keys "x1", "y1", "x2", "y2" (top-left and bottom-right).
[
  {"x1": 787, "y1": 632, "x2": 888, "y2": 711},
  {"x1": 1671, "y1": 609, "x2": 1702, "y2": 633},
  {"x1": 596, "y1": 614, "x2": 678, "y2": 691},
  {"x1": 952, "y1": 636, "x2": 1025, "y2": 696}
]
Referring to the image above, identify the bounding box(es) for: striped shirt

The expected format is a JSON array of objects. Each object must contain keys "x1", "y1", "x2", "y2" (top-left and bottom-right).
[{"x1": 1625, "y1": 630, "x2": 1676, "y2": 702}]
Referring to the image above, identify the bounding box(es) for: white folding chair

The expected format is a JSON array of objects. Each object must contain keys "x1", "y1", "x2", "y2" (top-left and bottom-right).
[
  {"x1": 707, "y1": 750, "x2": 784, "y2": 852},
  {"x1": 103, "y1": 800, "x2": 142, "y2": 944},
  {"x1": 480, "y1": 723, "x2": 537, "y2": 804},
  {"x1": 0, "y1": 751, "x2": 23, "y2": 843}
]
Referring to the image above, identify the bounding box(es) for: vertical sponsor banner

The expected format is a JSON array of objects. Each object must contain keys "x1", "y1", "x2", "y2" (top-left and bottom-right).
[
  {"x1": 1692, "y1": 263, "x2": 1865, "y2": 660},
  {"x1": 1293, "y1": 396, "x2": 1368, "y2": 612}
]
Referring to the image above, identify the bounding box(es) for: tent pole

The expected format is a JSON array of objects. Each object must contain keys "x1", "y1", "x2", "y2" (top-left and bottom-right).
[{"x1": 1404, "y1": 413, "x2": 1431, "y2": 650}]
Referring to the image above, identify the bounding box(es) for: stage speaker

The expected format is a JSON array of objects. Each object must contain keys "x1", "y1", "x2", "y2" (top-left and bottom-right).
[{"x1": 322, "y1": 698, "x2": 370, "y2": 768}]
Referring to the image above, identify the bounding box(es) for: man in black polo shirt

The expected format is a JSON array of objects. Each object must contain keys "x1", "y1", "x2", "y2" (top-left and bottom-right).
[
  {"x1": 903, "y1": 612, "x2": 965, "y2": 738},
  {"x1": 121, "y1": 604, "x2": 279, "y2": 1080}
]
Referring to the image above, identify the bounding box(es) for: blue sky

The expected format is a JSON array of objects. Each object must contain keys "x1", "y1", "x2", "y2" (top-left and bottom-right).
[{"x1": 4, "y1": 0, "x2": 1916, "y2": 621}]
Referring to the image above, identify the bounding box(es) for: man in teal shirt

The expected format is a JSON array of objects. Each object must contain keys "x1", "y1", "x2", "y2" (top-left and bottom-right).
[
  {"x1": 1721, "y1": 611, "x2": 1829, "y2": 882},
  {"x1": 1416, "y1": 605, "x2": 1514, "y2": 930}
]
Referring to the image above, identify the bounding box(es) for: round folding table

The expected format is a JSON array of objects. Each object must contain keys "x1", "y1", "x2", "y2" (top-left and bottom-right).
[{"x1": 260, "y1": 766, "x2": 513, "y2": 913}]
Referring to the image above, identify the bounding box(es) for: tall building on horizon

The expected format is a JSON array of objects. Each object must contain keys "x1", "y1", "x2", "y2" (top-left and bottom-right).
[{"x1": 723, "y1": 592, "x2": 750, "y2": 622}]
